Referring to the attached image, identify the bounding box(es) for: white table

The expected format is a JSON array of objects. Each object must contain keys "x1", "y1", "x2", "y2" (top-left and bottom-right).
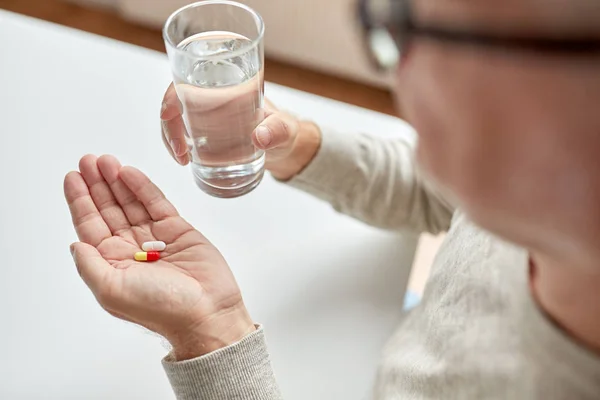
[{"x1": 0, "y1": 11, "x2": 418, "y2": 400}]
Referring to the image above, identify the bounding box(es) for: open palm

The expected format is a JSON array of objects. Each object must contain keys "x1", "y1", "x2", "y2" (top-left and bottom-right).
[{"x1": 64, "y1": 155, "x2": 254, "y2": 356}]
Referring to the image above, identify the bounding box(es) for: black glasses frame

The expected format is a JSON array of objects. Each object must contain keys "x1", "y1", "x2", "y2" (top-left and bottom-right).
[{"x1": 358, "y1": 0, "x2": 600, "y2": 70}]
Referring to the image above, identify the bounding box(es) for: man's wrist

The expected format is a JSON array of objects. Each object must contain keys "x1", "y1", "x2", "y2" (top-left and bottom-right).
[
  {"x1": 169, "y1": 307, "x2": 257, "y2": 361},
  {"x1": 269, "y1": 120, "x2": 322, "y2": 181}
]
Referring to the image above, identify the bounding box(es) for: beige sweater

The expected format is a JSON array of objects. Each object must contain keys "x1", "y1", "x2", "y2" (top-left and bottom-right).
[{"x1": 162, "y1": 130, "x2": 600, "y2": 399}]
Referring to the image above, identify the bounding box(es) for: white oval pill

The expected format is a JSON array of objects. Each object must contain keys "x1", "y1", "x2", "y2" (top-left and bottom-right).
[{"x1": 142, "y1": 241, "x2": 166, "y2": 252}]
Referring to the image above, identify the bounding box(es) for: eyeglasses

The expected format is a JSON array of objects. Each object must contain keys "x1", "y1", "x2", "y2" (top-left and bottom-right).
[{"x1": 358, "y1": 0, "x2": 600, "y2": 71}]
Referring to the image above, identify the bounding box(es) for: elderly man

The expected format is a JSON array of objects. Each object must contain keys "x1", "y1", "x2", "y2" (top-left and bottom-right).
[{"x1": 64, "y1": 0, "x2": 600, "y2": 398}]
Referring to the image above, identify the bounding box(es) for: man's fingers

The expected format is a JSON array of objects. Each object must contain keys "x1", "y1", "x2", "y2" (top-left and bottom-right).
[
  {"x1": 70, "y1": 242, "x2": 114, "y2": 301},
  {"x1": 161, "y1": 83, "x2": 189, "y2": 166},
  {"x1": 160, "y1": 83, "x2": 182, "y2": 121},
  {"x1": 119, "y1": 166, "x2": 179, "y2": 221},
  {"x1": 97, "y1": 155, "x2": 152, "y2": 226},
  {"x1": 252, "y1": 112, "x2": 300, "y2": 150},
  {"x1": 161, "y1": 125, "x2": 178, "y2": 161},
  {"x1": 78, "y1": 155, "x2": 131, "y2": 235},
  {"x1": 64, "y1": 171, "x2": 112, "y2": 247},
  {"x1": 161, "y1": 117, "x2": 190, "y2": 165}
]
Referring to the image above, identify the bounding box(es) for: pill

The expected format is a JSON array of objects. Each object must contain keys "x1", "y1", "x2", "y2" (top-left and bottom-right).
[
  {"x1": 134, "y1": 251, "x2": 160, "y2": 262},
  {"x1": 142, "y1": 241, "x2": 166, "y2": 252}
]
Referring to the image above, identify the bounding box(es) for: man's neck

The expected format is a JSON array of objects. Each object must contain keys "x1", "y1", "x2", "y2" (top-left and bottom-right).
[{"x1": 530, "y1": 252, "x2": 600, "y2": 355}]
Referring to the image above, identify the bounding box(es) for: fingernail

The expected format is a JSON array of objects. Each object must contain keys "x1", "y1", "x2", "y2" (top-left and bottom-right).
[
  {"x1": 255, "y1": 125, "x2": 272, "y2": 148},
  {"x1": 70, "y1": 244, "x2": 76, "y2": 258},
  {"x1": 177, "y1": 153, "x2": 189, "y2": 166}
]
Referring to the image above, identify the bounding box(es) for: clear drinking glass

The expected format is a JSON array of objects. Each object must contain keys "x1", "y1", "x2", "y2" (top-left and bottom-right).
[{"x1": 163, "y1": 1, "x2": 265, "y2": 198}]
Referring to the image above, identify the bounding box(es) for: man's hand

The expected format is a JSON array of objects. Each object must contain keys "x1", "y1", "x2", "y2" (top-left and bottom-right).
[
  {"x1": 160, "y1": 83, "x2": 322, "y2": 180},
  {"x1": 64, "y1": 155, "x2": 255, "y2": 361}
]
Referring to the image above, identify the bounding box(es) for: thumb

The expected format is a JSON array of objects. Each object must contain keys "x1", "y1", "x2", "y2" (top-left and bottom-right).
[
  {"x1": 70, "y1": 242, "x2": 113, "y2": 295},
  {"x1": 253, "y1": 112, "x2": 300, "y2": 150}
]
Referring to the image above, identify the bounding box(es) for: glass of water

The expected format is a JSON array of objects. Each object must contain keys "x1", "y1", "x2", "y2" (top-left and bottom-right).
[{"x1": 163, "y1": 1, "x2": 265, "y2": 198}]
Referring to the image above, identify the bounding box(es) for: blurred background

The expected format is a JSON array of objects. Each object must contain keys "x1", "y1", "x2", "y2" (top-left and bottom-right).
[{"x1": 0, "y1": 0, "x2": 397, "y2": 116}]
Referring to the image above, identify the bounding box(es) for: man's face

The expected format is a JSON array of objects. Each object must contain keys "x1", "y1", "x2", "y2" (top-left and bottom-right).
[{"x1": 396, "y1": 0, "x2": 600, "y2": 254}]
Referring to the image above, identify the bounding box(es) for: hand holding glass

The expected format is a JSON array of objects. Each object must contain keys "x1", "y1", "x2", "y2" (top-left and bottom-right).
[{"x1": 163, "y1": 1, "x2": 265, "y2": 198}]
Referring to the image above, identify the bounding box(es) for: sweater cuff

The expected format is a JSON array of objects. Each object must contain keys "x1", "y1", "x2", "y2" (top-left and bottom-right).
[{"x1": 162, "y1": 325, "x2": 282, "y2": 400}]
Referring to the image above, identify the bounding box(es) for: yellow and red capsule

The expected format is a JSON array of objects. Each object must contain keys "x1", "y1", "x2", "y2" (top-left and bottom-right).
[{"x1": 134, "y1": 251, "x2": 161, "y2": 262}]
